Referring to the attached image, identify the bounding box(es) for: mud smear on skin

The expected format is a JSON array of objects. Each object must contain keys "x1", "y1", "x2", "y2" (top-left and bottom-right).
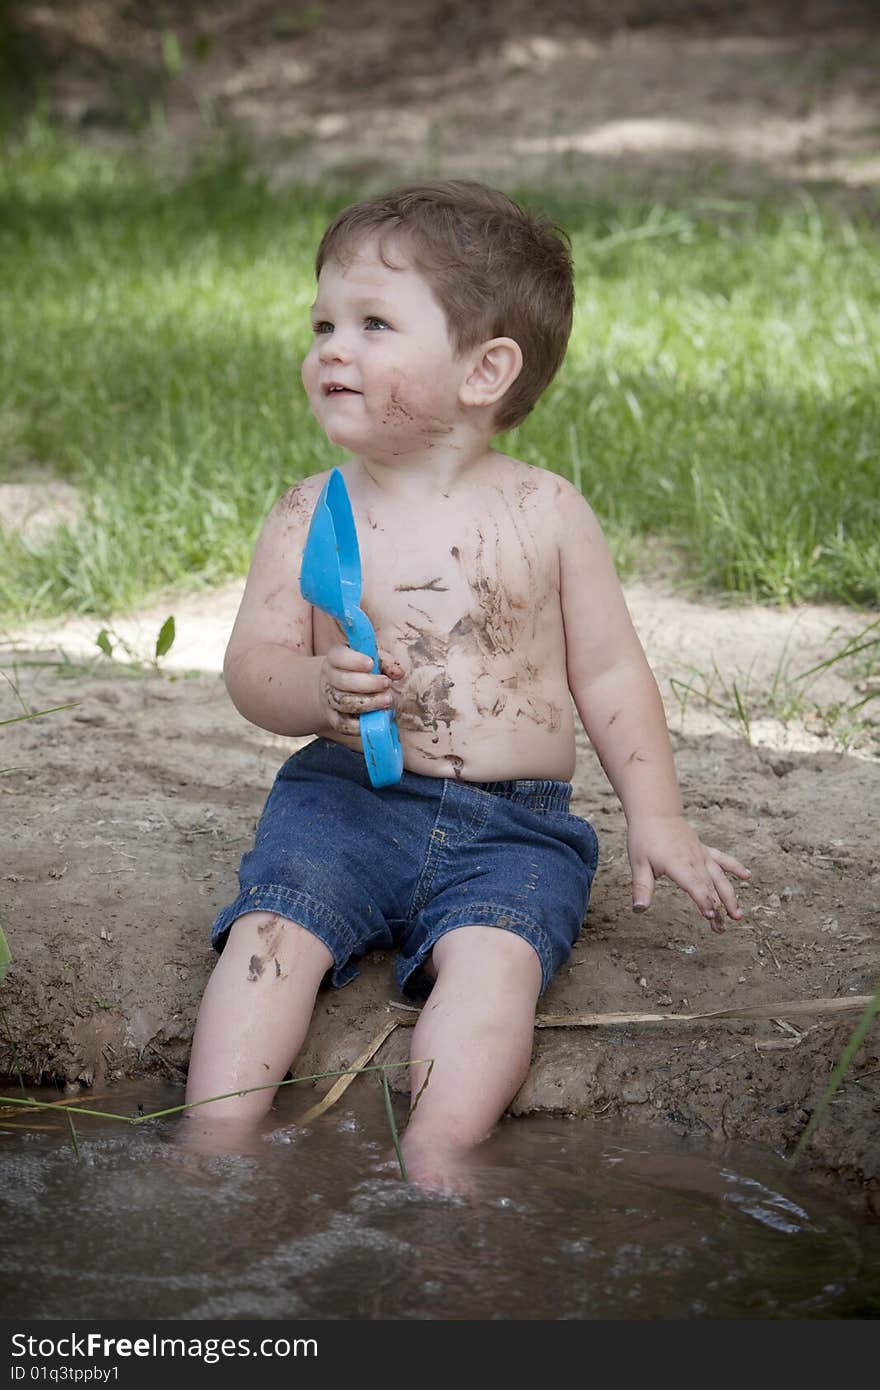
[
  {"x1": 278, "y1": 485, "x2": 314, "y2": 522},
  {"x1": 515, "y1": 700, "x2": 562, "y2": 733},
  {"x1": 473, "y1": 671, "x2": 520, "y2": 718},
  {"x1": 451, "y1": 527, "x2": 562, "y2": 730},
  {"x1": 516, "y1": 475, "x2": 540, "y2": 505},
  {"x1": 450, "y1": 526, "x2": 524, "y2": 659},
  {"x1": 393, "y1": 619, "x2": 458, "y2": 738},
  {"x1": 381, "y1": 387, "x2": 455, "y2": 441},
  {"x1": 389, "y1": 520, "x2": 564, "y2": 735},
  {"x1": 247, "y1": 917, "x2": 287, "y2": 983},
  {"x1": 408, "y1": 745, "x2": 465, "y2": 778},
  {"x1": 398, "y1": 670, "x2": 457, "y2": 740}
]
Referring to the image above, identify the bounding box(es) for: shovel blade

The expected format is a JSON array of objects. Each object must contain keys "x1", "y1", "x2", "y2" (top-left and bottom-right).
[{"x1": 300, "y1": 484, "x2": 347, "y2": 622}]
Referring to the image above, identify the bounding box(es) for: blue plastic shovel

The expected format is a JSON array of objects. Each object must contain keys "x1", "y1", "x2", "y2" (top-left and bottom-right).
[{"x1": 300, "y1": 468, "x2": 404, "y2": 788}]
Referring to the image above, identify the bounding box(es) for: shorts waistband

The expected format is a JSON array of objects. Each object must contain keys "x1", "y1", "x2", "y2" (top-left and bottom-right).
[
  {"x1": 306, "y1": 739, "x2": 572, "y2": 814},
  {"x1": 468, "y1": 777, "x2": 572, "y2": 814}
]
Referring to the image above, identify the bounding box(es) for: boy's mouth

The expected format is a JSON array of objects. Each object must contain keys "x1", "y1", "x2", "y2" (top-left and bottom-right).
[{"x1": 323, "y1": 383, "x2": 361, "y2": 396}]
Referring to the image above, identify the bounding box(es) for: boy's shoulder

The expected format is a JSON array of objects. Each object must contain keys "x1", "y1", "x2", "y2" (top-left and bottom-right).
[
  {"x1": 275, "y1": 470, "x2": 331, "y2": 514},
  {"x1": 265, "y1": 470, "x2": 338, "y2": 539},
  {"x1": 488, "y1": 452, "x2": 583, "y2": 509}
]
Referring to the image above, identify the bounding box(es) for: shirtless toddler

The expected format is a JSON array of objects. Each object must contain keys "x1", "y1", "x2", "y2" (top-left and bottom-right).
[{"x1": 184, "y1": 181, "x2": 750, "y2": 1186}]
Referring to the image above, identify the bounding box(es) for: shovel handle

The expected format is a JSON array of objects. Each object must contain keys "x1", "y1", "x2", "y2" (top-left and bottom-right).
[
  {"x1": 342, "y1": 607, "x2": 380, "y2": 671},
  {"x1": 360, "y1": 708, "x2": 404, "y2": 788},
  {"x1": 343, "y1": 606, "x2": 403, "y2": 787}
]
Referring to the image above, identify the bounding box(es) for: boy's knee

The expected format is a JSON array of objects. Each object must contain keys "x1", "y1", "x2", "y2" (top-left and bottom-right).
[
  {"x1": 225, "y1": 911, "x2": 333, "y2": 973},
  {"x1": 431, "y1": 924, "x2": 542, "y2": 987}
]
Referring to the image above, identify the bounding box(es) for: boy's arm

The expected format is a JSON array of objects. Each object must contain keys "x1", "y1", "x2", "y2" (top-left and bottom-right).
[
  {"x1": 223, "y1": 480, "x2": 393, "y2": 737},
  {"x1": 557, "y1": 480, "x2": 749, "y2": 926}
]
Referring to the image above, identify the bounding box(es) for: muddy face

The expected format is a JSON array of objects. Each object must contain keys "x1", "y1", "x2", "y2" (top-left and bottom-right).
[{"x1": 382, "y1": 383, "x2": 456, "y2": 437}]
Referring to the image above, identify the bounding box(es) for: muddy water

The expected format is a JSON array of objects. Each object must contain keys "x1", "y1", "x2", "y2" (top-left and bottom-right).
[{"x1": 1, "y1": 1081, "x2": 878, "y2": 1321}]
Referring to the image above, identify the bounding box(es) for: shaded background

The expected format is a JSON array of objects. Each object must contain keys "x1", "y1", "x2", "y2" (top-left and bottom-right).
[{"x1": 3, "y1": 0, "x2": 880, "y2": 193}]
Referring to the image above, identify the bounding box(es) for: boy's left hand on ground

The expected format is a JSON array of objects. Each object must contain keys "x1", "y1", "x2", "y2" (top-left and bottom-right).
[{"x1": 627, "y1": 814, "x2": 750, "y2": 932}]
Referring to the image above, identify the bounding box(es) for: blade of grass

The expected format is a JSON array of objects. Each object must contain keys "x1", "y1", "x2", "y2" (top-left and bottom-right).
[
  {"x1": 796, "y1": 619, "x2": 879, "y2": 681},
  {"x1": 65, "y1": 1109, "x2": 81, "y2": 1161},
  {"x1": 0, "y1": 1090, "x2": 116, "y2": 1120},
  {"x1": 0, "y1": 703, "x2": 79, "y2": 727},
  {"x1": 0, "y1": 1058, "x2": 424, "y2": 1124},
  {"x1": 380, "y1": 1071, "x2": 407, "y2": 1182},
  {"x1": 730, "y1": 678, "x2": 751, "y2": 742},
  {"x1": 0, "y1": 1005, "x2": 26, "y2": 1095},
  {"x1": 0, "y1": 1096, "x2": 138, "y2": 1121},
  {"x1": 0, "y1": 670, "x2": 30, "y2": 717},
  {"x1": 408, "y1": 1059, "x2": 435, "y2": 1120},
  {"x1": 790, "y1": 988, "x2": 880, "y2": 1164}
]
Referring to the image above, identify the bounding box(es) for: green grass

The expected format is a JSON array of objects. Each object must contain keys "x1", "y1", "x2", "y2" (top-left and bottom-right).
[{"x1": 1, "y1": 121, "x2": 878, "y2": 619}]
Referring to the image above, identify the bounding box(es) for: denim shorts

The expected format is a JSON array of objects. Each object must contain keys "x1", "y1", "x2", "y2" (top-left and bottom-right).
[{"x1": 211, "y1": 737, "x2": 599, "y2": 997}]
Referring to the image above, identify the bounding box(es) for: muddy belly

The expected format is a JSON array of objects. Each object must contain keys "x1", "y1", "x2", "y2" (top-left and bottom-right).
[{"x1": 324, "y1": 669, "x2": 578, "y2": 782}]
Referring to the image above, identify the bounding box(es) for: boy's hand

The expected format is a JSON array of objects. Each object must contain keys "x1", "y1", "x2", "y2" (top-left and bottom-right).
[
  {"x1": 627, "y1": 815, "x2": 750, "y2": 932},
  {"x1": 316, "y1": 644, "x2": 400, "y2": 736}
]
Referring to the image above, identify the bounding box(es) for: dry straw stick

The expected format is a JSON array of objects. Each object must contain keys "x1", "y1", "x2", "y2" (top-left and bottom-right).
[
  {"x1": 389, "y1": 994, "x2": 874, "y2": 1028},
  {"x1": 298, "y1": 1017, "x2": 400, "y2": 1123}
]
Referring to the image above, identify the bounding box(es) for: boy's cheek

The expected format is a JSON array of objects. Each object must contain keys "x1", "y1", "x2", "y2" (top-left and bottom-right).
[{"x1": 300, "y1": 362, "x2": 325, "y2": 418}]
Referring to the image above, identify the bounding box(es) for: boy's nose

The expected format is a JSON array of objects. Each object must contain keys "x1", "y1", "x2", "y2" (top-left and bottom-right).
[{"x1": 318, "y1": 333, "x2": 352, "y2": 365}]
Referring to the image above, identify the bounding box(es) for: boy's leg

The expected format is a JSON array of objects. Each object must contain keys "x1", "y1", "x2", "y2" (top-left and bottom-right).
[
  {"x1": 184, "y1": 910, "x2": 333, "y2": 1131},
  {"x1": 400, "y1": 926, "x2": 542, "y2": 1185}
]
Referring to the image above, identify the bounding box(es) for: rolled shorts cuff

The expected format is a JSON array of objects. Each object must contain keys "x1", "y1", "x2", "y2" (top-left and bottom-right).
[
  {"x1": 394, "y1": 902, "x2": 558, "y2": 999},
  {"x1": 210, "y1": 884, "x2": 362, "y2": 987}
]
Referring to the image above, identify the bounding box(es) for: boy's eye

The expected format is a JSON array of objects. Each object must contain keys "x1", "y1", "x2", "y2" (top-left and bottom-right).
[
  {"x1": 364, "y1": 316, "x2": 390, "y2": 331},
  {"x1": 312, "y1": 321, "x2": 333, "y2": 334}
]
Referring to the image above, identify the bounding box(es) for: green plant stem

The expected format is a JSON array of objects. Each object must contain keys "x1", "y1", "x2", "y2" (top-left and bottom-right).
[
  {"x1": 790, "y1": 987, "x2": 880, "y2": 1164},
  {"x1": 66, "y1": 1109, "x2": 81, "y2": 1161},
  {"x1": 0, "y1": 1006, "x2": 26, "y2": 1095},
  {"x1": 0, "y1": 704, "x2": 79, "y2": 727},
  {"x1": 408, "y1": 1059, "x2": 435, "y2": 1119},
  {"x1": 380, "y1": 1072, "x2": 407, "y2": 1182},
  {"x1": 0, "y1": 1058, "x2": 421, "y2": 1125}
]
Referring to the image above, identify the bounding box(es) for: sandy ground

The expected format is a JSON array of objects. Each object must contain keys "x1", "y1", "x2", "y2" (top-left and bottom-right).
[
  {"x1": 2, "y1": 582, "x2": 878, "y2": 1207},
  {"x1": 1, "y1": 2, "x2": 878, "y2": 1205}
]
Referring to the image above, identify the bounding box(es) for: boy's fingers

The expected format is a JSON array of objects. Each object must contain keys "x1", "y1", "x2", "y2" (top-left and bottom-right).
[
  {"x1": 378, "y1": 649, "x2": 406, "y2": 681},
  {"x1": 327, "y1": 644, "x2": 375, "y2": 672},
  {"x1": 669, "y1": 865, "x2": 725, "y2": 930},
  {"x1": 708, "y1": 847, "x2": 751, "y2": 881},
  {"x1": 708, "y1": 862, "x2": 744, "y2": 921},
  {"x1": 332, "y1": 715, "x2": 362, "y2": 735},
  {"x1": 330, "y1": 669, "x2": 391, "y2": 694},
  {"x1": 631, "y1": 872, "x2": 654, "y2": 913},
  {"x1": 328, "y1": 687, "x2": 392, "y2": 713}
]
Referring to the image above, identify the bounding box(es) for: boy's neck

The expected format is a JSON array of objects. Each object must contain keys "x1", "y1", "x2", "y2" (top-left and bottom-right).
[{"x1": 354, "y1": 432, "x2": 497, "y2": 498}]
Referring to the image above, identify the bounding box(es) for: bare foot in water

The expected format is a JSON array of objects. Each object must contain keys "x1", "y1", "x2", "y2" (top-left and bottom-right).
[
  {"x1": 399, "y1": 1138, "x2": 478, "y2": 1197},
  {"x1": 176, "y1": 1108, "x2": 265, "y2": 1157}
]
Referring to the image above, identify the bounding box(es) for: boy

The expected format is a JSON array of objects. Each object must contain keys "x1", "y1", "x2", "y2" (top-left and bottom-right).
[{"x1": 184, "y1": 181, "x2": 749, "y2": 1187}]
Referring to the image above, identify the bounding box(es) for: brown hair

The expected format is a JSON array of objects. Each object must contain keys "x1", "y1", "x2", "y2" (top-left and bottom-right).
[{"x1": 315, "y1": 180, "x2": 574, "y2": 432}]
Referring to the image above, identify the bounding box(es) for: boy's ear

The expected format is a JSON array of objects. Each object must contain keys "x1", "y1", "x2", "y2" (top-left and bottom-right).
[{"x1": 459, "y1": 338, "x2": 523, "y2": 412}]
